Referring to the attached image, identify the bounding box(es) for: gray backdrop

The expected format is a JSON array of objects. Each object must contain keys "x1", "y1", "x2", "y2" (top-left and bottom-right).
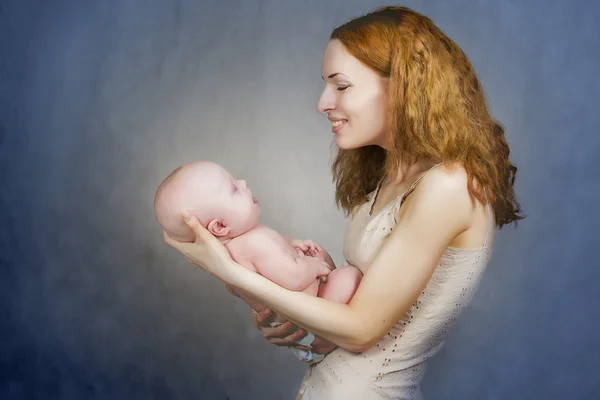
[{"x1": 1, "y1": 0, "x2": 599, "y2": 399}]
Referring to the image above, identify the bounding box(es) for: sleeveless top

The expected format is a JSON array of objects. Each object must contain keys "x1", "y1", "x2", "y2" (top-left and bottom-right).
[{"x1": 298, "y1": 163, "x2": 495, "y2": 400}]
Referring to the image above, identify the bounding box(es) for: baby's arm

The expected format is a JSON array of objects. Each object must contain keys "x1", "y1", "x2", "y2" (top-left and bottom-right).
[
  {"x1": 250, "y1": 236, "x2": 331, "y2": 291},
  {"x1": 282, "y1": 234, "x2": 324, "y2": 258}
]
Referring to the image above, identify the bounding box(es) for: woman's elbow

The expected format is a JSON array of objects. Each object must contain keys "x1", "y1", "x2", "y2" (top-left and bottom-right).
[
  {"x1": 342, "y1": 344, "x2": 369, "y2": 354},
  {"x1": 351, "y1": 339, "x2": 376, "y2": 353},
  {"x1": 342, "y1": 331, "x2": 377, "y2": 353},
  {"x1": 342, "y1": 342, "x2": 372, "y2": 354}
]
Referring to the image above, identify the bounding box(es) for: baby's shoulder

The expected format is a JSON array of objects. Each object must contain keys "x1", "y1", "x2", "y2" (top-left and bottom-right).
[
  {"x1": 230, "y1": 224, "x2": 285, "y2": 255},
  {"x1": 244, "y1": 224, "x2": 284, "y2": 242}
]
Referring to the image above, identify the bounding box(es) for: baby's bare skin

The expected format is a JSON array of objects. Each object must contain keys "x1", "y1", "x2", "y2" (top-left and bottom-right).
[
  {"x1": 155, "y1": 161, "x2": 363, "y2": 353},
  {"x1": 223, "y1": 224, "x2": 331, "y2": 320}
]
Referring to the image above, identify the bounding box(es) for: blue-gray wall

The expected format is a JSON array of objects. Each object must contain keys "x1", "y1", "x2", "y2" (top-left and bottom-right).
[{"x1": 1, "y1": 1, "x2": 598, "y2": 399}]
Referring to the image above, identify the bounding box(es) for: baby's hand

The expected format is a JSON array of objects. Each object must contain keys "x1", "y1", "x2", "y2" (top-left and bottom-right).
[{"x1": 290, "y1": 239, "x2": 322, "y2": 257}]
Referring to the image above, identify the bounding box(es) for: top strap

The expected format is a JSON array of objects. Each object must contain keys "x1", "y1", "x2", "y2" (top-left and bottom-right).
[
  {"x1": 399, "y1": 162, "x2": 496, "y2": 249},
  {"x1": 399, "y1": 162, "x2": 446, "y2": 206}
]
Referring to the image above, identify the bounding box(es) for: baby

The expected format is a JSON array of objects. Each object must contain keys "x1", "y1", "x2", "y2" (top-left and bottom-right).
[{"x1": 154, "y1": 161, "x2": 363, "y2": 364}]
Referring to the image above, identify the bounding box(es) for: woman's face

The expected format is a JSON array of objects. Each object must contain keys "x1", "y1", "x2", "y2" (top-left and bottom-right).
[{"x1": 317, "y1": 39, "x2": 389, "y2": 150}]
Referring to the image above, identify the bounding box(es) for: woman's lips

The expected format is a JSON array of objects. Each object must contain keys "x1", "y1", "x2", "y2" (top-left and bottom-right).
[{"x1": 332, "y1": 120, "x2": 347, "y2": 133}]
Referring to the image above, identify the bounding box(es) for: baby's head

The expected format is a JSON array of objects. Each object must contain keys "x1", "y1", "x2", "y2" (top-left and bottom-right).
[{"x1": 154, "y1": 161, "x2": 261, "y2": 242}]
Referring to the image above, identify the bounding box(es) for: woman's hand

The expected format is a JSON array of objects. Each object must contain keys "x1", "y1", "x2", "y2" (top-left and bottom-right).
[
  {"x1": 252, "y1": 308, "x2": 313, "y2": 351},
  {"x1": 252, "y1": 308, "x2": 339, "y2": 355},
  {"x1": 163, "y1": 213, "x2": 239, "y2": 283}
]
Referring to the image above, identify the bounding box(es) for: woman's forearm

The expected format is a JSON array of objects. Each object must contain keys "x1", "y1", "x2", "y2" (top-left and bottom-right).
[{"x1": 229, "y1": 262, "x2": 370, "y2": 352}]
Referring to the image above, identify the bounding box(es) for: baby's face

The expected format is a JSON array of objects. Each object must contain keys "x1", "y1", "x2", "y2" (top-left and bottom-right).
[
  {"x1": 209, "y1": 165, "x2": 261, "y2": 237},
  {"x1": 155, "y1": 162, "x2": 261, "y2": 242}
]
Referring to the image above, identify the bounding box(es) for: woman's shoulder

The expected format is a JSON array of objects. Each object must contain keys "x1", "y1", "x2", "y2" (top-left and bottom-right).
[
  {"x1": 400, "y1": 162, "x2": 476, "y2": 226},
  {"x1": 421, "y1": 161, "x2": 470, "y2": 194},
  {"x1": 421, "y1": 161, "x2": 486, "y2": 199}
]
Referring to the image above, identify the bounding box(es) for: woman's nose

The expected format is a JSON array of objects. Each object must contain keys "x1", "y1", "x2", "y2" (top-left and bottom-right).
[{"x1": 317, "y1": 91, "x2": 335, "y2": 114}]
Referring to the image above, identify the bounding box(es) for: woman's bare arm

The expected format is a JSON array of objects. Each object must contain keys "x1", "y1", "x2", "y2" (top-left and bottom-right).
[{"x1": 230, "y1": 167, "x2": 474, "y2": 352}]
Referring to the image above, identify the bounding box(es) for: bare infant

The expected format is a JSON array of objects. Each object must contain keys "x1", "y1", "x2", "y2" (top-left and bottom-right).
[{"x1": 154, "y1": 161, "x2": 363, "y2": 363}]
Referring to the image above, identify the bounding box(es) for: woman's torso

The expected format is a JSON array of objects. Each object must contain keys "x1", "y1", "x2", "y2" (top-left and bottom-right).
[{"x1": 300, "y1": 163, "x2": 495, "y2": 400}]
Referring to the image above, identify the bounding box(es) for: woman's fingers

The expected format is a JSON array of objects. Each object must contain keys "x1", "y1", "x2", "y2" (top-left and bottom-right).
[
  {"x1": 255, "y1": 310, "x2": 296, "y2": 336},
  {"x1": 253, "y1": 310, "x2": 299, "y2": 339},
  {"x1": 254, "y1": 308, "x2": 273, "y2": 327},
  {"x1": 251, "y1": 308, "x2": 311, "y2": 349},
  {"x1": 260, "y1": 321, "x2": 296, "y2": 338},
  {"x1": 163, "y1": 230, "x2": 180, "y2": 248},
  {"x1": 181, "y1": 212, "x2": 211, "y2": 243},
  {"x1": 267, "y1": 329, "x2": 308, "y2": 347}
]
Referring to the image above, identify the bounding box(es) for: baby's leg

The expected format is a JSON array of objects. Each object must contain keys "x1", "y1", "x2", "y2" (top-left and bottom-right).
[
  {"x1": 317, "y1": 264, "x2": 363, "y2": 304},
  {"x1": 312, "y1": 248, "x2": 336, "y2": 271},
  {"x1": 307, "y1": 265, "x2": 363, "y2": 356}
]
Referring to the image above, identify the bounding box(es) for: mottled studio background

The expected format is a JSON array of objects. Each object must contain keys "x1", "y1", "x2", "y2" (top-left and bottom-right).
[{"x1": 1, "y1": 0, "x2": 599, "y2": 399}]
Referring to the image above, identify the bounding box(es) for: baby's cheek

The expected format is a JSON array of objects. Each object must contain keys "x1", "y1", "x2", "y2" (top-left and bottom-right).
[{"x1": 241, "y1": 205, "x2": 258, "y2": 221}]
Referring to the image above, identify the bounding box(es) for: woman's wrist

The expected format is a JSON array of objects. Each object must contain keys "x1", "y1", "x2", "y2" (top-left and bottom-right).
[{"x1": 225, "y1": 260, "x2": 256, "y2": 288}]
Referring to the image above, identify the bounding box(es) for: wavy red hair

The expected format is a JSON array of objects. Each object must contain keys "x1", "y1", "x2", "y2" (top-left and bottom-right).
[{"x1": 330, "y1": 6, "x2": 523, "y2": 228}]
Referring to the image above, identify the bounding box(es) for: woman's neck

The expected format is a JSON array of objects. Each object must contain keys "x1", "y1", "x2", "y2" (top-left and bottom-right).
[{"x1": 389, "y1": 158, "x2": 438, "y2": 185}]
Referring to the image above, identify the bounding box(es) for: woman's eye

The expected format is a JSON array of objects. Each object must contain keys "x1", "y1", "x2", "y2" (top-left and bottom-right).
[{"x1": 337, "y1": 86, "x2": 349, "y2": 91}]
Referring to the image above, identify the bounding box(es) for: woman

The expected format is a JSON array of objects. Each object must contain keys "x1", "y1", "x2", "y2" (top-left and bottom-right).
[{"x1": 164, "y1": 6, "x2": 523, "y2": 399}]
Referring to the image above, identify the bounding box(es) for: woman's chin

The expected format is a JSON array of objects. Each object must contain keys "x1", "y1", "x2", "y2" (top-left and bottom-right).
[
  {"x1": 335, "y1": 136, "x2": 359, "y2": 150},
  {"x1": 334, "y1": 135, "x2": 348, "y2": 149},
  {"x1": 335, "y1": 134, "x2": 379, "y2": 150}
]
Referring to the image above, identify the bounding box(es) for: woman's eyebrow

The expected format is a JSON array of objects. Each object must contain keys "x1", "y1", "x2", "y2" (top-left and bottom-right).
[{"x1": 321, "y1": 72, "x2": 349, "y2": 80}]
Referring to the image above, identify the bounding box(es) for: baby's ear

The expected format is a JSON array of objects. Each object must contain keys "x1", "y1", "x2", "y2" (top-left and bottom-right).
[{"x1": 207, "y1": 219, "x2": 229, "y2": 237}]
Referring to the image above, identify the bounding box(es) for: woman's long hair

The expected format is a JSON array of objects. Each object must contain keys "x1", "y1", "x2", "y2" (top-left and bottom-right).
[{"x1": 330, "y1": 6, "x2": 523, "y2": 228}]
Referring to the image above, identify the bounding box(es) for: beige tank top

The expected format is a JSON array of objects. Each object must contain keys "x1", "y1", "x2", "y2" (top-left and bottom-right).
[{"x1": 299, "y1": 163, "x2": 495, "y2": 400}]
